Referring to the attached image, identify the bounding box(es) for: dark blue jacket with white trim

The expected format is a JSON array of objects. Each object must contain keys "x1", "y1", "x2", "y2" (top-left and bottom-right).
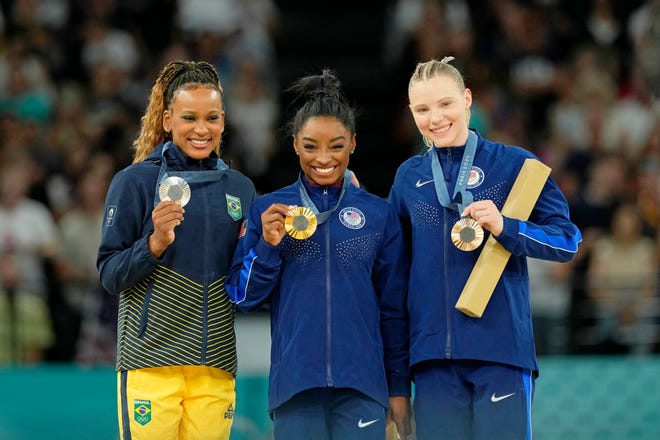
[
  {"x1": 97, "y1": 143, "x2": 255, "y2": 374},
  {"x1": 388, "y1": 130, "x2": 582, "y2": 373},
  {"x1": 226, "y1": 178, "x2": 410, "y2": 412}
]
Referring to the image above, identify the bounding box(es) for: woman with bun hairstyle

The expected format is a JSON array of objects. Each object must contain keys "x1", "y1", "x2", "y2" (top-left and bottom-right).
[{"x1": 226, "y1": 70, "x2": 411, "y2": 440}]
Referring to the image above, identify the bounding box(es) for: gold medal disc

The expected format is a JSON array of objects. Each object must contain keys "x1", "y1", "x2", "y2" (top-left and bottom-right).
[
  {"x1": 285, "y1": 207, "x2": 317, "y2": 239},
  {"x1": 159, "y1": 176, "x2": 191, "y2": 207},
  {"x1": 451, "y1": 217, "x2": 484, "y2": 251}
]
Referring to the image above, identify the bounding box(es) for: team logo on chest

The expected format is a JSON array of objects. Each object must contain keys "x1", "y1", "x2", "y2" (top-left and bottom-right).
[
  {"x1": 226, "y1": 194, "x2": 242, "y2": 220},
  {"x1": 339, "y1": 207, "x2": 365, "y2": 229},
  {"x1": 466, "y1": 166, "x2": 485, "y2": 189}
]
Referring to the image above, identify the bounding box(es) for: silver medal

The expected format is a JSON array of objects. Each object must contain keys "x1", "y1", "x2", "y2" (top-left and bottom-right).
[{"x1": 158, "y1": 176, "x2": 191, "y2": 207}]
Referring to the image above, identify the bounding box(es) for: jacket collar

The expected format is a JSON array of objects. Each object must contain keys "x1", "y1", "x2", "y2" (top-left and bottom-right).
[{"x1": 148, "y1": 142, "x2": 220, "y2": 171}]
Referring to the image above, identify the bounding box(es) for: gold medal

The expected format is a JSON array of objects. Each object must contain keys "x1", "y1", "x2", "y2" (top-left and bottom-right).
[
  {"x1": 285, "y1": 206, "x2": 317, "y2": 240},
  {"x1": 159, "y1": 176, "x2": 191, "y2": 207},
  {"x1": 451, "y1": 217, "x2": 484, "y2": 251}
]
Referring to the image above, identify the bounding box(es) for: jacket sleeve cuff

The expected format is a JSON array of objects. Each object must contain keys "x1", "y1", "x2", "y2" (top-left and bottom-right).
[
  {"x1": 254, "y1": 237, "x2": 281, "y2": 266},
  {"x1": 388, "y1": 374, "x2": 412, "y2": 397},
  {"x1": 493, "y1": 216, "x2": 519, "y2": 249},
  {"x1": 139, "y1": 235, "x2": 163, "y2": 264}
]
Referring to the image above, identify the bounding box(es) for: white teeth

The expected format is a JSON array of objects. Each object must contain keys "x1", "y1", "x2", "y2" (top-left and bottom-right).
[
  {"x1": 315, "y1": 167, "x2": 334, "y2": 173},
  {"x1": 190, "y1": 139, "x2": 208, "y2": 145}
]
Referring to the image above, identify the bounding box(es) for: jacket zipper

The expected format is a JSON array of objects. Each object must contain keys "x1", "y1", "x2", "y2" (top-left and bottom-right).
[
  {"x1": 200, "y1": 160, "x2": 209, "y2": 364},
  {"x1": 444, "y1": 148, "x2": 452, "y2": 358},
  {"x1": 323, "y1": 187, "x2": 333, "y2": 386}
]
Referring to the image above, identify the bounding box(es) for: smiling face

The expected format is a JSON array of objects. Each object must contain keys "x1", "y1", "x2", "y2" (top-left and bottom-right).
[
  {"x1": 162, "y1": 85, "x2": 225, "y2": 160},
  {"x1": 293, "y1": 116, "x2": 356, "y2": 186},
  {"x1": 408, "y1": 75, "x2": 472, "y2": 148}
]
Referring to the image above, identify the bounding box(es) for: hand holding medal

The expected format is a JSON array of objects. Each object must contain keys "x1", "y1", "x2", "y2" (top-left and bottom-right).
[
  {"x1": 281, "y1": 170, "x2": 351, "y2": 241},
  {"x1": 150, "y1": 178, "x2": 188, "y2": 258},
  {"x1": 457, "y1": 200, "x2": 504, "y2": 250},
  {"x1": 451, "y1": 217, "x2": 484, "y2": 251},
  {"x1": 159, "y1": 176, "x2": 191, "y2": 207},
  {"x1": 260, "y1": 203, "x2": 318, "y2": 246},
  {"x1": 285, "y1": 205, "x2": 317, "y2": 240}
]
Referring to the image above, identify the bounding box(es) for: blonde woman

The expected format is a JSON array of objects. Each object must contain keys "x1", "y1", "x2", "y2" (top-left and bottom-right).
[{"x1": 389, "y1": 57, "x2": 582, "y2": 439}]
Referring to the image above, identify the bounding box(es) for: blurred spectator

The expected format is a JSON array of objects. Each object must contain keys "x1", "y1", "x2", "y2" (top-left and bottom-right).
[
  {"x1": 0, "y1": 158, "x2": 57, "y2": 364},
  {"x1": 54, "y1": 159, "x2": 115, "y2": 364},
  {"x1": 586, "y1": 0, "x2": 623, "y2": 48},
  {"x1": 224, "y1": 56, "x2": 278, "y2": 183},
  {"x1": 83, "y1": 61, "x2": 141, "y2": 168},
  {"x1": 179, "y1": 0, "x2": 279, "y2": 84},
  {"x1": 567, "y1": 153, "x2": 629, "y2": 353},
  {"x1": 602, "y1": 65, "x2": 659, "y2": 164},
  {"x1": 383, "y1": 0, "x2": 472, "y2": 68},
  {"x1": 529, "y1": 257, "x2": 573, "y2": 355},
  {"x1": 491, "y1": 1, "x2": 562, "y2": 145},
  {"x1": 74, "y1": 285, "x2": 118, "y2": 365},
  {"x1": 587, "y1": 203, "x2": 658, "y2": 354},
  {"x1": 635, "y1": 122, "x2": 660, "y2": 229},
  {"x1": 79, "y1": 19, "x2": 140, "y2": 76},
  {"x1": 0, "y1": 33, "x2": 55, "y2": 124},
  {"x1": 547, "y1": 44, "x2": 617, "y2": 156},
  {"x1": 177, "y1": 0, "x2": 243, "y2": 36},
  {"x1": 628, "y1": 0, "x2": 660, "y2": 96}
]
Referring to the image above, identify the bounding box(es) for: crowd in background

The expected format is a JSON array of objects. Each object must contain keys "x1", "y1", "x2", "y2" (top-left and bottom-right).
[{"x1": 0, "y1": 0, "x2": 657, "y2": 366}]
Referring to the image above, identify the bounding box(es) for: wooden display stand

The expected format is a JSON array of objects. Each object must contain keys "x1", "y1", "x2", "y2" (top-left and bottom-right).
[{"x1": 454, "y1": 158, "x2": 551, "y2": 318}]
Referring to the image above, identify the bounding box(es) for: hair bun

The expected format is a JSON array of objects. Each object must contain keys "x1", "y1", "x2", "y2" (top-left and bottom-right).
[{"x1": 287, "y1": 69, "x2": 343, "y2": 102}]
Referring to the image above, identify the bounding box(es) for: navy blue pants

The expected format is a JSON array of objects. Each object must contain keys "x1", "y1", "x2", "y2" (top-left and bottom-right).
[
  {"x1": 413, "y1": 360, "x2": 534, "y2": 440},
  {"x1": 272, "y1": 387, "x2": 386, "y2": 440}
]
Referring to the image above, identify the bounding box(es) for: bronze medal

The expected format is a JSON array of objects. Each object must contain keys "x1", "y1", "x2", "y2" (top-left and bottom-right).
[
  {"x1": 451, "y1": 217, "x2": 484, "y2": 251},
  {"x1": 285, "y1": 206, "x2": 317, "y2": 240},
  {"x1": 159, "y1": 176, "x2": 191, "y2": 207}
]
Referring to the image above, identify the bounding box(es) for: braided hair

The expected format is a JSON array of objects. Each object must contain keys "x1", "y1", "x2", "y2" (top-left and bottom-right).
[
  {"x1": 132, "y1": 61, "x2": 224, "y2": 163},
  {"x1": 408, "y1": 56, "x2": 465, "y2": 91}
]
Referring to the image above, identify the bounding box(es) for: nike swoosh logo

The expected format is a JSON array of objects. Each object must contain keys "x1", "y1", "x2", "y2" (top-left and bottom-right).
[
  {"x1": 415, "y1": 179, "x2": 434, "y2": 188},
  {"x1": 357, "y1": 418, "x2": 379, "y2": 428},
  {"x1": 491, "y1": 392, "x2": 515, "y2": 403}
]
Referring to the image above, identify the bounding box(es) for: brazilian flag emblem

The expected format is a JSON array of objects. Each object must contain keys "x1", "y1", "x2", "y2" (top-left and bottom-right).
[
  {"x1": 226, "y1": 194, "x2": 242, "y2": 221},
  {"x1": 134, "y1": 399, "x2": 152, "y2": 426}
]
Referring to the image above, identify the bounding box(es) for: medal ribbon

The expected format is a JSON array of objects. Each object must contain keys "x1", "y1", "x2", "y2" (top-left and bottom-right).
[
  {"x1": 430, "y1": 130, "x2": 477, "y2": 213},
  {"x1": 297, "y1": 170, "x2": 352, "y2": 225},
  {"x1": 154, "y1": 141, "x2": 229, "y2": 207}
]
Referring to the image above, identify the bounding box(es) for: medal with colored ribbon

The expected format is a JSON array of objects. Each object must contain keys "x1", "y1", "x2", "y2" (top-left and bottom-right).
[
  {"x1": 431, "y1": 130, "x2": 483, "y2": 251},
  {"x1": 154, "y1": 141, "x2": 229, "y2": 208},
  {"x1": 285, "y1": 170, "x2": 352, "y2": 240}
]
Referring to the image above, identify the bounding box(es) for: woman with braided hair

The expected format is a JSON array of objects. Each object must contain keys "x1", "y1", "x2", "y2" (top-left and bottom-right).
[
  {"x1": 97, "y1": 60, "x2": 255, "y2": 440},
  {"x1": 226, "y1": 69, "x2": 412, "y2": 439}
]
